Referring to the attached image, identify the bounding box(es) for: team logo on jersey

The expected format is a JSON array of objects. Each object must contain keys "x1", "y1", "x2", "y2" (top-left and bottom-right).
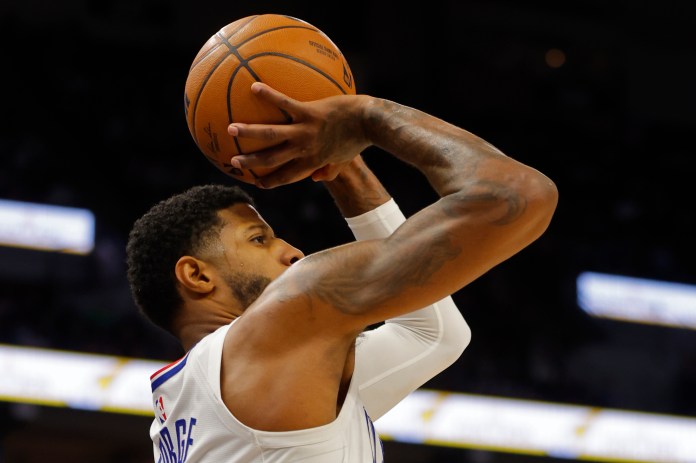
[{"x1": 156, "y1": 396, "x2": 167, "y2": 423}]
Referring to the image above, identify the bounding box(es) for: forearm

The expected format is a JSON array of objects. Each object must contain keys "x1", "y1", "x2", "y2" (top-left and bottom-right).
[
  {"x1": 322, "y1": 156, "x2": 391, "y2": 218},
  {"x1": 361, "y1": 97, "x2": 540, "y2": 198}
]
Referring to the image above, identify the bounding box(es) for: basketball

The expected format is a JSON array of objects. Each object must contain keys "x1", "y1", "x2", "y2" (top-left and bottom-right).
[{"x1": 184, "y1": 14, "x2": 356, "y2": 184}]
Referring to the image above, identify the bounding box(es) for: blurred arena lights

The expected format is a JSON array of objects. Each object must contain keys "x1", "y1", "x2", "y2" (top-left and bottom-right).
[
  {"x1": 0, "y1": 344, "x2": 155, "y2": 416},
  {"x1": 577, "y1": 271, "x2": 696, "y2": 330},
  {"x1": 0, "y1": 199, "x2": 95, "y2": 255},
  {"x1": 1, "y1": 344, "x2": 695, "y2": 462},
  {"x1": 375, "y1": 390, "x2": 696, "y2": 463},
  {"x1": 545, "y1": 48, "x2": 566, "y2": 68}
]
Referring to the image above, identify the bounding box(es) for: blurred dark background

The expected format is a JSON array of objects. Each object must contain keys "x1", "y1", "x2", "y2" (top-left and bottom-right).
[{"x1": 1, "y1": 0, "x2": 695, "y2": 461}]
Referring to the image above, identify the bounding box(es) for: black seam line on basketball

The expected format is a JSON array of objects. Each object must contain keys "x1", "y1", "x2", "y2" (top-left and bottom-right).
[
  {"x1": 188, "y1": 19, "x2": 251, "y2": 72},
  {"x1": 215, "y1": 33, "x2": 263, "y2": 82},
  {"x1": 227, "y1": 15, "x2": 296, "y2": 43},
  {"x1": 213, "y1": 32, "x2": 269, "y2": 152},
  {"x1": 190, "y1": 44, "x2": 223, "y2": 73},
  {"x1": 225, "y1": 62, "x2": 245, "y2": 154},
  {"x1": 232, "y1": 134, "x2": 243, "y2": 155},
  {"x1": 189, "y1": 33, "x2": 229, "y2": 72},
  {"x1": 190, "y1": 52, "x2": 236, "y2": 147},
  {"x1": 215, "y1": 32, "x2": 251, "y2": 72},
  {"x1": 230, "y1": 25, "x2": 319, "y2": 48},
  {"x1": 247, "y1": 52, "x2": 349, "y2": 95},
  {"x1": 225, "y1": 76, "x2": 291, "y2": 151},
  {"x1": 224, "y1": 52, "x2": 264, "y2": 141},
  {"x1": 224, "y1": 15, "x2": 259, "y2": 39},
  {"x1": 192, "y1": 22, "x2": 316, "y2": 75},
  {"x1": 219, "y1": 34, "x2": 293, "y2": 128},
  {"x1": 190, "y1": 17, "x2": 258, "y2": 72},
  {"x1": 226, "y1": 62, "x2": 292, "y2": 127}
]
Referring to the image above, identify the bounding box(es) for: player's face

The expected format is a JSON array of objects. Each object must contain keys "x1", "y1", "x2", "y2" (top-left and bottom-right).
[{"x1": 214, "y1": 203, "x2": 304, "y2": 302}]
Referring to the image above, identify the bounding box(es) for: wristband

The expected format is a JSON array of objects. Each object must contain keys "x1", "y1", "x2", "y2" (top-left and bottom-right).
[{"x1": 345, "y1": 198, "x2": 406, "y2": 241}]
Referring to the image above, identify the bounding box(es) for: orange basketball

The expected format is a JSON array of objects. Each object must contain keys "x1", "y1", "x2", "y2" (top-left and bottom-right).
[{"x1": 184, "y1": 14, "x2": 356, "y2": 184}]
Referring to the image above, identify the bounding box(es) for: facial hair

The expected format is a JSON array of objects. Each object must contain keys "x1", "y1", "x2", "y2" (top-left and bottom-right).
[{"x1": 223, "y1": 270, "x2": 272, "y2": 311}]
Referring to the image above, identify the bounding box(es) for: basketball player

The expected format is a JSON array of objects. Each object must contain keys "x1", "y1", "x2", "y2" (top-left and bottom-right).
[{"x1": 126, "y1": 82, "x2": 558, "y2": 462}]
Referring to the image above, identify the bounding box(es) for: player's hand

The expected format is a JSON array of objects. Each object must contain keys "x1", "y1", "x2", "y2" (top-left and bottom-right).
[
  {"x1": 310, "y1": 160, "x2": 354, "y2": 182},
  {"x1": 227, "y1": 82, "x2": 369, "y2": 188}
]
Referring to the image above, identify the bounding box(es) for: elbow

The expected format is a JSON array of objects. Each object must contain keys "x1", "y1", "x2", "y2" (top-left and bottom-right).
[
  {"x1": 534, "y1": 173, "x2": 559, "y2": 221},
  {"x1": 453, "y1": 316, "x2": 472, "y2": 359},
  {"x1": 440, "y1": 312, "x2": 472, "y2": 364},
  {"x1": 516, "y1": 170, "x2": 559, "y2": 243}
]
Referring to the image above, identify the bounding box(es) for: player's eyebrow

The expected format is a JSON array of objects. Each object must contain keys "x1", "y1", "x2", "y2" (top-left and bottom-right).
[{"x1": 243, "y1": 223, "x2": 272, "y2": 235}]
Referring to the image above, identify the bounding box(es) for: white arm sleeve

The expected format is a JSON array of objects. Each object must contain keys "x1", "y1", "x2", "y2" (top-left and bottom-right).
[{"x1": 346, "y1": 199, "x2": 472, "y2": 421}]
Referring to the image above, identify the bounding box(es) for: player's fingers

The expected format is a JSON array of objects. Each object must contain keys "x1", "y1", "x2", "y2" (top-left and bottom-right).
[
  {"x1": 231, "y1": 143, "x2": 294, "y2": 170},
  {"x1": 254, "y1": 160, "x2": 314, "y2": 189},
  {"x1": 310, "y1": 165, "x2": 331, "y2": 182},
  {"x1": 250, "y1": 82, "x2": 302, "y2": 114},
  {"x1": 228, "y1": 122, "x2": 293, "y2": 142},
  {"x1": 311, "y1": 164, "x2": 341, "y2": 182}
]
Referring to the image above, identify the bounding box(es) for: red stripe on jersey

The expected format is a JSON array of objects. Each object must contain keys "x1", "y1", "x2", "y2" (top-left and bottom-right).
[{"x1": 150, "y1": 355, "x2": 187, "y2": 380}]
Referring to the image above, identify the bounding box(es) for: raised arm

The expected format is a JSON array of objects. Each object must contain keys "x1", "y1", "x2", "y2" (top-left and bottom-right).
[
  {"x1": 228, "y1": 83, "x2": 558, "y2": 332},
  {"x1": 322, "y1": 158, "x2": 471, "y2": 419}
]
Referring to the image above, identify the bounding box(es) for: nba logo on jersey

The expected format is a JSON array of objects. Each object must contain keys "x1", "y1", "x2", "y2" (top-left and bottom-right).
[{"x1": 156, "y1": 396, "x2": 167, "y2": 424}]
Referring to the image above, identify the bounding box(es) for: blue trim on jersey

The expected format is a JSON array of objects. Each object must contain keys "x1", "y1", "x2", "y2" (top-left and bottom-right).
[
  {"x1": 151, "y1": 354, "x2": 189, "y2": 392},
  {"x1": 363, "y1": 408, "x2": 383, "y2": 462}
]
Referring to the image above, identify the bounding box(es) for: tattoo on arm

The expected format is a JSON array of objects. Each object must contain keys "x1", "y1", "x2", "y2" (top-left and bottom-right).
[
  {"x1": 289, "y1": 180, "x2": 526, "y2": 315},
  {"x1": 366, "y1": 99, "x2": 512, "y2": 198},
  {"x1": 443, "y1": 180, "x2": 527, "y2": 226},
  {"x1": 288, "y1": 100, "x2": 530, "y2": 317},
  {"x1": 305, "y1": 230, "x2": 460, "y2": 314}
]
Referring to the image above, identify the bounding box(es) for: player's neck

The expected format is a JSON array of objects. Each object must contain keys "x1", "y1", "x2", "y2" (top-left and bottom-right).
[{"x1": 175, "y1": 309, "x2": 238, "y2": 351}]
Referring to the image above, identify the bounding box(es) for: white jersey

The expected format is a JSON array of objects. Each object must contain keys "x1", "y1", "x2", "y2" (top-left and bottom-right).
[
  {"x1": 148, "y1": 199, "x2": 471, "y2": 462},
  {"x1": 149, "y1": 322, "x2": 383, "y2": 463}
]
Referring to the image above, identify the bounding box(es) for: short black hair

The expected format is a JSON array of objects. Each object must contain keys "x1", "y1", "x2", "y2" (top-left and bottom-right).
[{"x1": 126, "y1": 184, "x2": 254, "y2": 335}]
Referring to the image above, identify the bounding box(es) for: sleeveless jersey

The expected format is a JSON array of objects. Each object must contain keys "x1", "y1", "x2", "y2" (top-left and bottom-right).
[{"x1": 149, "y1": 322, "x2": 384, "y2": 463}]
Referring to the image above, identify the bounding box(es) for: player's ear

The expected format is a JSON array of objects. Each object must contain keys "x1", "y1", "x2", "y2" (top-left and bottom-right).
[{"x1": 175, "y1": 256, "x2": 215, "y2": 294}]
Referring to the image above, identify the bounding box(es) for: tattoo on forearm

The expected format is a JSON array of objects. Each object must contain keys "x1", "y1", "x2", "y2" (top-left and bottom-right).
[
  {"x1": 444, "y1": 181, "x2": 527, "y2": 226},
  {"x1": 366, "y1": 99, "x2": 510, "y2": 197}
]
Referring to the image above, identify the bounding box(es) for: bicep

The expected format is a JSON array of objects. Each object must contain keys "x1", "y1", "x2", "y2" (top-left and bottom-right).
[
  {"x1": 279, "y1": 178, "x2": 548, "y2": 330},
  {"x1": 286, "y1": 196, "x2": 521, "y2": 329}
]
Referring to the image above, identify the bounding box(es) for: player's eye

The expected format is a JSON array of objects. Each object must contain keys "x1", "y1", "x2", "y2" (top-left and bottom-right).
[{"x1": 251, "y1": 235, "x2": 266, "y2": 244}]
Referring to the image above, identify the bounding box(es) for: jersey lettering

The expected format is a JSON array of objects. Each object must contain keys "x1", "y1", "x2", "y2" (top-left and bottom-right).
[{"x1": 157, "y1": 417, "x2": 197, "y2": 463}]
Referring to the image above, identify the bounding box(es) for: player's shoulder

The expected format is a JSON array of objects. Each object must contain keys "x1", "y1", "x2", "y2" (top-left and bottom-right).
[
  {"x1": 151, "y1": 324, "x2": 231, "y2": 392},
  {"x1": 150, "y1": 352, "x2": 190, "y2": 393}
]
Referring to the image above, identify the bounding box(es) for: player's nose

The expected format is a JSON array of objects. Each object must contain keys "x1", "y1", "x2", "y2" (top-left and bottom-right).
[{"x1": 278, "y1": 239, "x2": 304, "y2": 266}]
